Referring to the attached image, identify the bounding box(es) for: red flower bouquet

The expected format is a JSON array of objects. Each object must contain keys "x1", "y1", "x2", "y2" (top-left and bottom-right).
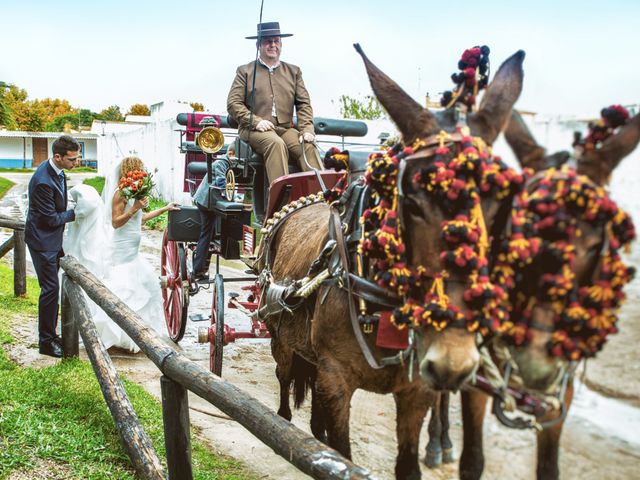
[{"x1": 118, "y1": 169, "x2": 155, "y2": 200}]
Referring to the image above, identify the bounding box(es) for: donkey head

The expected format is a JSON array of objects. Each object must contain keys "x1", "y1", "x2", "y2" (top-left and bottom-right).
[
  {"x1": 500, "y1": 109, "x2": 640, "y2": 392},
  {"x1": 356, "y1": 45, "x2": 525, "y2": 390}
]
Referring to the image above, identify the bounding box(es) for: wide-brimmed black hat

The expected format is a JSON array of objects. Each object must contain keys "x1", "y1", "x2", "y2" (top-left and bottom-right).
[{"x1": 246, "y1": 22, "x2": 293, "y2": 39}]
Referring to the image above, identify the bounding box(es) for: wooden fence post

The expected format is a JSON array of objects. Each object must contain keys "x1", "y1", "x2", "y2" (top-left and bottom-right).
[
  {"x1": 60, "y1": 274, "x2": 79, "y2": 358},
  {"x1": 64, "y1": 278, "x2": 166, "y2": 480},
  {"x1": 13, "y1": 229, "x2": 26, "y2": 297},
  {"x1": 161, "y1": 376, "x2": 193, "y2": 480}
]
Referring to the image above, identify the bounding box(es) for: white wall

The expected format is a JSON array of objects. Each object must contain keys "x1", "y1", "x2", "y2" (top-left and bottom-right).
[
  {"x1": 97, "y1": 118, "x2": 188, "y2": 203},
  {"x1": 0, "y1": 137, "x2": 31, "y2": 160}
]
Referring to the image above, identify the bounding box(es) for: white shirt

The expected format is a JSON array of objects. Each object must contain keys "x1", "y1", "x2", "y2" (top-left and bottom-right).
[{"x1": 49, "y1": 158, "x2": 63, "y2": 176}]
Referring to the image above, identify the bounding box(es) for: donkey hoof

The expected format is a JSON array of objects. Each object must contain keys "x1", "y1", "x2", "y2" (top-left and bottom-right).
[
  {"x1": 424, "y1": 449, "x2": 443, "y2": 469},
  {"x1": 442, "y1": 447, "x2": 456, "y2": 464}
]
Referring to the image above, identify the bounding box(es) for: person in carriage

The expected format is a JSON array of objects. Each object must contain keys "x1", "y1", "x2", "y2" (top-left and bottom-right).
[
  {"x1": 192, "y1": 143, "x2": 237, "y2": 281},
  {"x1": 226, "y1": 21, "x2": 323, "y2": 184}
]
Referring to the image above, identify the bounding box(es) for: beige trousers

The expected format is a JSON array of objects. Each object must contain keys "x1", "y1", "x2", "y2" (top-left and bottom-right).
[{"x1": 240, "y1": 127, "x2": 322, "y2": 183}]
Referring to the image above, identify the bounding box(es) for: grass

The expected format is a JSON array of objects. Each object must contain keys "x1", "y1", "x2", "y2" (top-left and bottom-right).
[
  {"x1": 82, "y1": 176, "x2": 105, "y2": 195},
  {"x1": 0, "y1": 177, "x2": 15, "y2": 200},
  {"x1": 0, "y1": 168, "x2": 33, "y2": 173},
  {"x1": 0, "y1": 167, "x2": 96, "y2": 173},
  {"x1": 0, "y1": 265, "x2": 254, "y2": 480}
]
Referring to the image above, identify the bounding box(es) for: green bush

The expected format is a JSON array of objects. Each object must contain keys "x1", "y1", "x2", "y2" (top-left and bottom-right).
[{"x1": 144, "y1": 197, "x2": 169, "y2": 231}]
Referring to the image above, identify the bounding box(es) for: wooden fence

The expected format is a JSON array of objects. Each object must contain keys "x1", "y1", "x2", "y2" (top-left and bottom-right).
[
  {"x1": 0, "y1": 215, "x2": 26, "y2": 297},
  {"x1": 59, "y1": 255, "x2": 375, "y2": 480}
]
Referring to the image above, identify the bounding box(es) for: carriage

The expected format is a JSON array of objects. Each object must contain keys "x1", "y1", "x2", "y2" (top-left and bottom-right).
[{"x1": 160, "y1": 112, "x2": 372, "y2": 374}]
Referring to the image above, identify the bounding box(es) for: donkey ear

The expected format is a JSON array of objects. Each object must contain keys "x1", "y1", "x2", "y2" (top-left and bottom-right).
[
  {"x1": 504, "y1": 110, "x2": 546, "y2": 170},
  {"x1": 354, "y1": 44, "x2": 437, "y2": 145},
  {"x1": 468, "y1": 50, "x2": 525, "y2": 144},
  {"x1": 578, "y1": 113, "x2": 640, "y2": 185}
]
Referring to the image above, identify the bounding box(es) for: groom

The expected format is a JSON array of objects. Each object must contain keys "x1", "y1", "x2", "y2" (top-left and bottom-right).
[{"x1": 25, "y1": 135, "x2": 80, "y2": 358}]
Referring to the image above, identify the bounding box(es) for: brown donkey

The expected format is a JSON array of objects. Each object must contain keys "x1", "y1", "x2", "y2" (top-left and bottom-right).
[
  {"x1": 258, "y1": 46, "x2": 527, "y2": 479},
  {"x1": 457, "y1": 108, "x2": 640, "y2": 480}
]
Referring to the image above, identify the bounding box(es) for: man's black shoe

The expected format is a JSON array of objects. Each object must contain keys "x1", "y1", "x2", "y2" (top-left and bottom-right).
[
  {"x1": 39, "y1": 341, "x2": 63, "y2": 358},
  {"x1": 193, "y1": 271, "x2": 210, "y2": 283}
]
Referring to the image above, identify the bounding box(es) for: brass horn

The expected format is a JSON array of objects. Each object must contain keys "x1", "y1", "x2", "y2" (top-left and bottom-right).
[{"x1": 196, "y1": 126, "x2": 225, "y2": 154}]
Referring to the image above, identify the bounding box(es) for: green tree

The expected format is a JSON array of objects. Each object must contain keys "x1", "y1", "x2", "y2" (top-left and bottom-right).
[
  {"x1": 45, "y1": 113, "x2": 79, "y2": 132},
  {"x1": 337, "y1": 94, "x2": 386, "y2": 120},
  {"x1": 190, "y1": 101, "x2": 205, "y2": 112},
  {"x1": 127, "y1": 103, "x2": 150, "y2": 116},
  {"x1": 99, "y1": 105, "x2": 124, "y2": 121},
  {"x1": 0, "y1": 81, "x2": 17, "y2": 129}
]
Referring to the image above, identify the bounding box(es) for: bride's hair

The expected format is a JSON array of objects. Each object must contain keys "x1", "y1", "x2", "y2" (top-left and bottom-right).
[{"x1": 119, "y1": 156, "x2": 145, "y2": 177}]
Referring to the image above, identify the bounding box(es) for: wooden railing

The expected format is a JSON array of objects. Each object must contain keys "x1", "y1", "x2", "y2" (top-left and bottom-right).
[
  {"x1": 0, "y1": 215, "x2": 26, "y2": 297},
  {"x1": 59, "y1": 255, "x2": 375, "y2": 480}
]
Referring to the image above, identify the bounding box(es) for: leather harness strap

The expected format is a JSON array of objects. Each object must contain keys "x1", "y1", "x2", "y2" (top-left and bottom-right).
[{"x1": 330, "y1": 207, "x2": 384, "y2": 369}]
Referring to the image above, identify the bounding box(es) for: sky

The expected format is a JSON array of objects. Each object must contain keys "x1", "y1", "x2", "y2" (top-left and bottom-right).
[{"x1": 1, "y1": 0, "x2": 638, "y2": 119}]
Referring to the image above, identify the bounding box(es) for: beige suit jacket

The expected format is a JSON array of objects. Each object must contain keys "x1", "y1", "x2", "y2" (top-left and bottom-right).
[{"x1": 227, "y1": 60, "x2": 315, "y2": 135}]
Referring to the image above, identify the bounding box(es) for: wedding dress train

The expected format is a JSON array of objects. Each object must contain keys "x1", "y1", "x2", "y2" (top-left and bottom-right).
[{"x1": 64, "y1": 184, "x2": 164, "y2": 352}]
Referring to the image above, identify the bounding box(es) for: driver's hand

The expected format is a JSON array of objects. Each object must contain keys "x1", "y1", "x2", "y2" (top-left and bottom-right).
[
  {"x1": 255, "y1": 120, "x2": 275, "y2": 132},
  {"x1": 299, "y1": 132, "x2": 315, "y2": 143}
]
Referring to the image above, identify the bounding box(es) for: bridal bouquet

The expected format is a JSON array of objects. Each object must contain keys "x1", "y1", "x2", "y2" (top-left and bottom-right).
[{"x1": 118, "y1": 169, "x2": 155, "y2": 200}]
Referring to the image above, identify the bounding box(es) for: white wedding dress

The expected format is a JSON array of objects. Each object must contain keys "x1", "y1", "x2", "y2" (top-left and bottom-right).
[{"x1": 64, "y1": 183, "x2": 164, "y2": 353}]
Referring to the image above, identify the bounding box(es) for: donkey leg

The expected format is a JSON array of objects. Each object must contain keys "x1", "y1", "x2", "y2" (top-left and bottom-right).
[
  {"x1": 395, "y1": 388, "x2": 431, "y2": 480},
  {"x1": 536, "y1": 380, "x2": 574, "y2": 480},
  {"x1": 459, "y1": 390, "x2": 488, "y2": 480},
  {"x1": 439, "y1": 392, "x2": 455, "y2": 463},
  {"x1": 424, "y1": 393, "x2": 443, "y2": 468},
  {"x1": 315, "y1": 359, "x2": 354, "y2": 458}
]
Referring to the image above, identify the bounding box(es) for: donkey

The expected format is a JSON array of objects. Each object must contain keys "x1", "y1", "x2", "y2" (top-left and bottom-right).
[
  {"x1": 258, "y1": 46, "x2": 527, "y2": 479},
  {"x1": 457, "y1": 108, "x2": 640, "y2": 480}
]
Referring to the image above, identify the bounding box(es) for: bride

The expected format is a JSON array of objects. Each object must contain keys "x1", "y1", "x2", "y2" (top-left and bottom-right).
[{"x1": 65, "y1": 156, "x2": 179, "y2": 352}]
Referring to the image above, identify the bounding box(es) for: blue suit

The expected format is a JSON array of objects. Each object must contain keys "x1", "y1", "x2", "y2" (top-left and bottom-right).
[{"x1": 25, "y1": 161, "x2": 75, "y2": 346}]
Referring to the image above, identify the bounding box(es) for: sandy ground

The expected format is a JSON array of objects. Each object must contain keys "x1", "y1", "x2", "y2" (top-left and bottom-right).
[{"x1": 2, "y1": 175, "x2": 640, "y2": 479}]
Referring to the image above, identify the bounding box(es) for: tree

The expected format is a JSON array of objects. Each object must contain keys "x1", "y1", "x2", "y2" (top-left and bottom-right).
[
  {"x1": 45, "y1": 113, "x2": 79, "y2": 132},
  {"x1": 190, "y1": 101, "x2": 205, "y2": 112},
  {"x1": 10, "y1": 100, "x2": 47, "y2": 131},
  {"x1": 0, "y1": 81, "x2": 17, "y2": 129},
  {"x1": 127, "y1": 103, "x2": 150, "y2": 116},
  {"x1": 35, "y1": 98, "x2": 77, "y2": 125},
  {"x1": 100, "y1": 105, "x2": 124, "y2": 121},
  {"x1": 337, "y1": 94, "x2": 386, "y2": 120}
]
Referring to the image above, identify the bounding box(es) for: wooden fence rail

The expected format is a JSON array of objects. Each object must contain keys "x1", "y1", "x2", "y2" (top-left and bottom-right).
[
  {"x1": 63, "y1": 276, "x2": 166, "y2": 479},
  {"x1": 59, "y1": 255, "x2": 375, "y2": 480},
  {"x1": 0, "y1": 215, "x2": 26, "y2": 297}
]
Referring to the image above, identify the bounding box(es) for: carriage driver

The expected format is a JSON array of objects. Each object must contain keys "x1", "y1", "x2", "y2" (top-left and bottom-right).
[{"x1": 226, "y1": 21, "x2": 323, "y2": 184}]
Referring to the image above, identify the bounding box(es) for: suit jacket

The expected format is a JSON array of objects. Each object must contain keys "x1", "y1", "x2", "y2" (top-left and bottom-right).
[
  {"x1": 227, "y1": 60, "x2": 315, "y2": 136},
  {"x1": 25, "y1": 161, "x2": 75, "y2": 252}
]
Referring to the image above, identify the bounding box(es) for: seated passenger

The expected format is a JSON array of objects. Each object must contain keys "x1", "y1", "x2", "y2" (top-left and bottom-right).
[
  {"x1": 226, "y1": 21, "x2": 322, "y2": 184},
  {"x1": 192, "y1": 144, "x2": 236, "y2": 281}
]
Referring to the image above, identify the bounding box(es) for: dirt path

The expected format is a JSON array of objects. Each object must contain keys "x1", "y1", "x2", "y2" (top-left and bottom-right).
[{"x1": 2, "y1": 178, "x2": 640, "y2": 479}]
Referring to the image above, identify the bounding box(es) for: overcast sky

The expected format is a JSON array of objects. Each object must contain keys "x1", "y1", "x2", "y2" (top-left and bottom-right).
[{"x1": 2, "y1": 0, "x2": 638, "y2": 119}]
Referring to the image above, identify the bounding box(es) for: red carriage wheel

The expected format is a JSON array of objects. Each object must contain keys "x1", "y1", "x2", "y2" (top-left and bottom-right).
[
  {"x1": 161, "y1": 230, "x2": 189, "y2": 342},
  {"x1": 209, "y1": 273, "x2": 225, "y2": 376}
]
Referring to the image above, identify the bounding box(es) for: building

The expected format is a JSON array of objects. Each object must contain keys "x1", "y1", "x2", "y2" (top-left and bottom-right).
[{"x1": 0, "y1": 131, "x2": 99, "y2": 168}]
